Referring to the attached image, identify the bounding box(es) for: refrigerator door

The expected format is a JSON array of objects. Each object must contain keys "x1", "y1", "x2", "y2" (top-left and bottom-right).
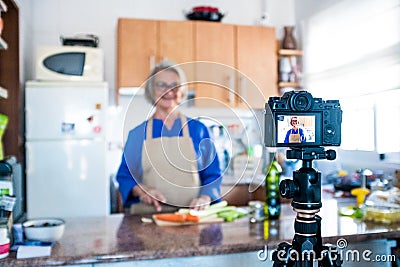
[
  {"x1": 25, "y1": 81, "x2": 108, "y2": 140},
  {"x1": 26, "y1": 139, "x2": 109, "y2": 218}
]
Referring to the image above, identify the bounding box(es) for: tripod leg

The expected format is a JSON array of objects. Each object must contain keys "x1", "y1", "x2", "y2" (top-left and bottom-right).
[
  {"x1": 319, "y1": 244, "x2": 343, "y2": 267},
  {"x1": 272, "y1": 242, "x2": 292, "y2": 266}
]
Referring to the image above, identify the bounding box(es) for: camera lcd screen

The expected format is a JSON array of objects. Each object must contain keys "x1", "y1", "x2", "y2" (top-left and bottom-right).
[{"x1": 275, "y1": 113, "x2": 321, "y2": 147}]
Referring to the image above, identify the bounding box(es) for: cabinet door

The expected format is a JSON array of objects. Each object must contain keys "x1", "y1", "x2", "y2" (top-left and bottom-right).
[
  {"x1": 158, "y1": 20, "x2": 194, "y2": 64},
  {"x1": 194, "y1": 22, "x2": 236, "y2": 108},
  {"x1": 236, "y1": 25, "x2": 278, "y2": 109},
  {"x1": 117, "y1": 19, "x2": 157, "y2": 89},
  {"x1": 158, "y1": 20, "x2": 195, "y2": 88}
]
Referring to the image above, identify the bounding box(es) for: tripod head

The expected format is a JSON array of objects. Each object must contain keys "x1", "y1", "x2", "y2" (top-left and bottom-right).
[
  {"x1": 286, "y1": 147, "x2": 336, "y2": 162},
  {"x1": 280, "y1": 147, "x2": 336, "y2": 209}
]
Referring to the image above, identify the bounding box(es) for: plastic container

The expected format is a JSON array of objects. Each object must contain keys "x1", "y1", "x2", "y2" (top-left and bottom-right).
[
  {"x1": 249, "y1": 200, "x2": 265, "y2": 223},
  {"x1": 363, "y1": 206, "x2": 400, "y2": 224},
  {"x1": 0, "y1": 228, "x2": 10, "y2": 259}
]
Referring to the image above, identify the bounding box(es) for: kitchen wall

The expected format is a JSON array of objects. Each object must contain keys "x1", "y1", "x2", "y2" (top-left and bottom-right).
[
  {"x1": 18, "y1": 0, "x2": 399, "y2": 179},
  {"x1": 294, "y1": 0, "x2": 400, "y2": 178},
  {"x1": 18, "y1": 0, "x2": 296, "y2": 100}
]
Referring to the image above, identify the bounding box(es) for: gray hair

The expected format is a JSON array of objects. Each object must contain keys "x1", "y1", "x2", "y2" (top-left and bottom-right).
[{"x1": 144, "y1": 60, "x2": 188, "y2": 105}]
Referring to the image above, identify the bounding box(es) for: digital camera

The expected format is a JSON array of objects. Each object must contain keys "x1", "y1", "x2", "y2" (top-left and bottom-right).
[{"x1": 264, "y1": 90, "x2": 342, "y2": 148}]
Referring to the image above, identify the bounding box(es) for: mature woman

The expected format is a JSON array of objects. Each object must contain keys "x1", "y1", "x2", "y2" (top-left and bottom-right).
[
  {"x1": 284, "y1": 116, "x2": 306, "y2": 144},
  {"x1": 116, "y1": 61, "x2": 222, "y2": 214}
]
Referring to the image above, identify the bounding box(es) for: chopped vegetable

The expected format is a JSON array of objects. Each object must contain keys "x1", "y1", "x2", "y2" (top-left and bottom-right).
[
  {"x1": 177, "y1": 201, "x2": 229, "y2": 215},
  {"x1": 208, "y1": 200, "x2": 229, "y2": 209},
  {"x1": 190, "y1": 206, "x2": 236, "y2": 217},
  {"x1": 154, "y1": 213, "x2": 186, "y2": 223},
  {"x1": 154, "y1": 213, "x2": 200, "y2": 223},
  {"x1": 185, "y1": 214, "x2": 200, "y2": 223},
  {"x1": 217, "y1": 209, "x2": 248, "y2": 222}
]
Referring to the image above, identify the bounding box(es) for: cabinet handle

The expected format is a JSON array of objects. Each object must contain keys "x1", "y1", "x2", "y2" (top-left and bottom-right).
[
  {"x1": 228, "y1": 75, "x2": 235, "y2": 105},
  {"x1": 149, "y1": 55, "x2": 155, "y2": 71}
]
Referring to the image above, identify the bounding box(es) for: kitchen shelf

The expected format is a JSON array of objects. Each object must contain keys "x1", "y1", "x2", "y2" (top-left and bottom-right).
[
  {"x1": 278, "y1": 82, "x2": 301, "y2": 88},
  {"x1": 0, "y1": 87, "x2": 7, "y2": 99},
  {"x1": 277, "y1": 47, "x2": 303, "y2": 90},
  {"x1": 278, "y1": 49, "x2": 303, "y2": 57}
]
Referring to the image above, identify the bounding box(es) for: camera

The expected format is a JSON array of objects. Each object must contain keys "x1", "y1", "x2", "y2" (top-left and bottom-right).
[{"x1": 264, "y1": 90, "x2": 342, "y2": 148}]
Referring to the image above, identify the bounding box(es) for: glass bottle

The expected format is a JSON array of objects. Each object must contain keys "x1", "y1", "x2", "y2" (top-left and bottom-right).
[{"x1": 265, "y1": 159, "x2": 282, "y2": 219}]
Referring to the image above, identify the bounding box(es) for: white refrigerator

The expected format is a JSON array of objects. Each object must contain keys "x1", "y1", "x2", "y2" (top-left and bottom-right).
[{"x1": 25, "y1": 80, "x2": 110, "y2": 218}]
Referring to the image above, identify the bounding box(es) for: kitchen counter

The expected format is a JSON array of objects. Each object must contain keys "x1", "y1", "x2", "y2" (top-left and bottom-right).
[{"x1": 2, "y1": 198, "x2": 400, "y2": 266}]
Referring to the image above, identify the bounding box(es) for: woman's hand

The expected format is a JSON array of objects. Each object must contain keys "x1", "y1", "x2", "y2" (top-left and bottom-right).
[
  {"x1": 132, "y1": 184, "x2": 167, "y2": 212},
  {"x1": 190, "y1": 195, "x2": 211, "y2": 210}
]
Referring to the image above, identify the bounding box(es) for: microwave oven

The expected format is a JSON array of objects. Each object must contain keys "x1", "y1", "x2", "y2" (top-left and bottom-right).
[{"x1": 35, "y1": 46, "x2": 104, "y2": 82}]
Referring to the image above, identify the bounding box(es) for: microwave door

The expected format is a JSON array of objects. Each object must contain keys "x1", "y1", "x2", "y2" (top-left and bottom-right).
[{"x1": 43, "y1": 52, "x2": 85, "y2": 76}]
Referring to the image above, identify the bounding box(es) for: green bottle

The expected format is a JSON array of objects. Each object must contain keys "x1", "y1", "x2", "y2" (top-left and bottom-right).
[{"x1": 265, "y1": 159, "x2": 282, "y2": 220}]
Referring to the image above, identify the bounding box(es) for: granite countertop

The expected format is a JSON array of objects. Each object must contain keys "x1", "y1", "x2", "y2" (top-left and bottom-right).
[{"x1": 2, "y1": 198, "x2": 400, "y2": 266}]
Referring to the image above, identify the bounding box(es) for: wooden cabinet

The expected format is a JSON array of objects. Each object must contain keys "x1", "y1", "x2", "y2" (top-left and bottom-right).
[
  {"x1": 194, "y1": 23, "x2": 277, "y2": 109},
  {"x1": 193, "y1": 22, "x2": 236, "y2": 108},
  {"x1": 117, "y1": 19, "x2": 194, "y2": 94},
  {"x1": 117, "y1": 19, "x2": 157, "y2": 90},
  {"x1": 158, "y1": 20, "x2": 194, "y2": 66},
  {"x1": 117, "y1": 19, "x2": 278, "y2": 108},
  {"x1": 236, "y1": 25, "x2": 277, "y2": 109},
  {"x1": 0, "y1": 0, "x2": 21, "y2": 161}
]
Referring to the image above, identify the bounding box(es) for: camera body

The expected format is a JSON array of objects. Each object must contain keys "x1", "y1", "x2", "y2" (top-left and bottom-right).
[{"x1": 265, "y1": 90, "x2": 342, "y2": 148}]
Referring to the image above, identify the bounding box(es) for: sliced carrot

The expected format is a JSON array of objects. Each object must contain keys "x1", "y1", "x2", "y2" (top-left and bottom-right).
[
  {"x1": 185, "y1": 214, "x2": 199, "y2": 223},
  {"x1": 154, "y1": 213, "x2": 186, "y2": 222}
]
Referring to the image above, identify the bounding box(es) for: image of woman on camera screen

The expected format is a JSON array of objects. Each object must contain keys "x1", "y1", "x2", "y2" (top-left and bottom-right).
[{"x1": 284, "y1": 116, "x2": 306, "y2": 143}]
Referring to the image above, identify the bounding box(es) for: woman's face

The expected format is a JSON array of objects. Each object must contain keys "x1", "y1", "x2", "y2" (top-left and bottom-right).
[
  {"x1": 291, "y1": 118, "x2": 298, "y2": 128},
  {"x1": 153, "y1": 70, "x2": 182, "y2": 111}
]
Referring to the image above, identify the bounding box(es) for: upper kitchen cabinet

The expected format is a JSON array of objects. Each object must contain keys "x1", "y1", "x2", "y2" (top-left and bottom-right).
[
  {"x1": 117, "y1": 19, "x2": 157, "y2": 90},
  {"x1": 117, "y1": 19, "x2": 194, "y2": 96},
  {"x1": 158, "y1": 20, "x2": 194, "y2": 69},
  {"x1": 194, "y1": 23, "x2": 277, "y2": 109},
  {"x1": 117, "y1": 19, "x2": 278, "y2": 109},
  {"x1": 193, "y1": 22, "x2": 236, "y2": 108},
  {"x1": 236, "y1": 25, "x2": 277, "y2": 109}
]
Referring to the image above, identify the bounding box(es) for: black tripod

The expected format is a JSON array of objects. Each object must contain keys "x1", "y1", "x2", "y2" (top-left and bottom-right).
[{"x1": 272, "y1": 147, "x2": 342, "y2": 267}]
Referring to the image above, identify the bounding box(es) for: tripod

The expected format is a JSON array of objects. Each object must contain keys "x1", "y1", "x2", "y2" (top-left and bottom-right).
[{"x1": 272, "y1": 147, "x2": 342, "y2": 267}]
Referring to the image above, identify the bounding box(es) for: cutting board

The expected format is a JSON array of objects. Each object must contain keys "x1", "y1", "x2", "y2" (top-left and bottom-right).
[{"x1": 152, "y1": 214, "x2": 224, "y2": 226}]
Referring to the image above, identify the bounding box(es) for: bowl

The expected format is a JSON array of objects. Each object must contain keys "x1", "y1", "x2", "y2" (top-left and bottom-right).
[
  {"x1": 185, "y1": 6, "x2": 224, "y2": 22},
  {"x1": 22, "y1": 218, "x2": 65, "y2": 242},
  {"x1": 186, "y1": 11, "x2": 224, "y2": 22}
]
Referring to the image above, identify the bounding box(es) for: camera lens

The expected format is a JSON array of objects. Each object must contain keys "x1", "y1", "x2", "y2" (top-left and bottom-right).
[{"x1": 290, "y1": 92, "x2": 313, "y2": 111}]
